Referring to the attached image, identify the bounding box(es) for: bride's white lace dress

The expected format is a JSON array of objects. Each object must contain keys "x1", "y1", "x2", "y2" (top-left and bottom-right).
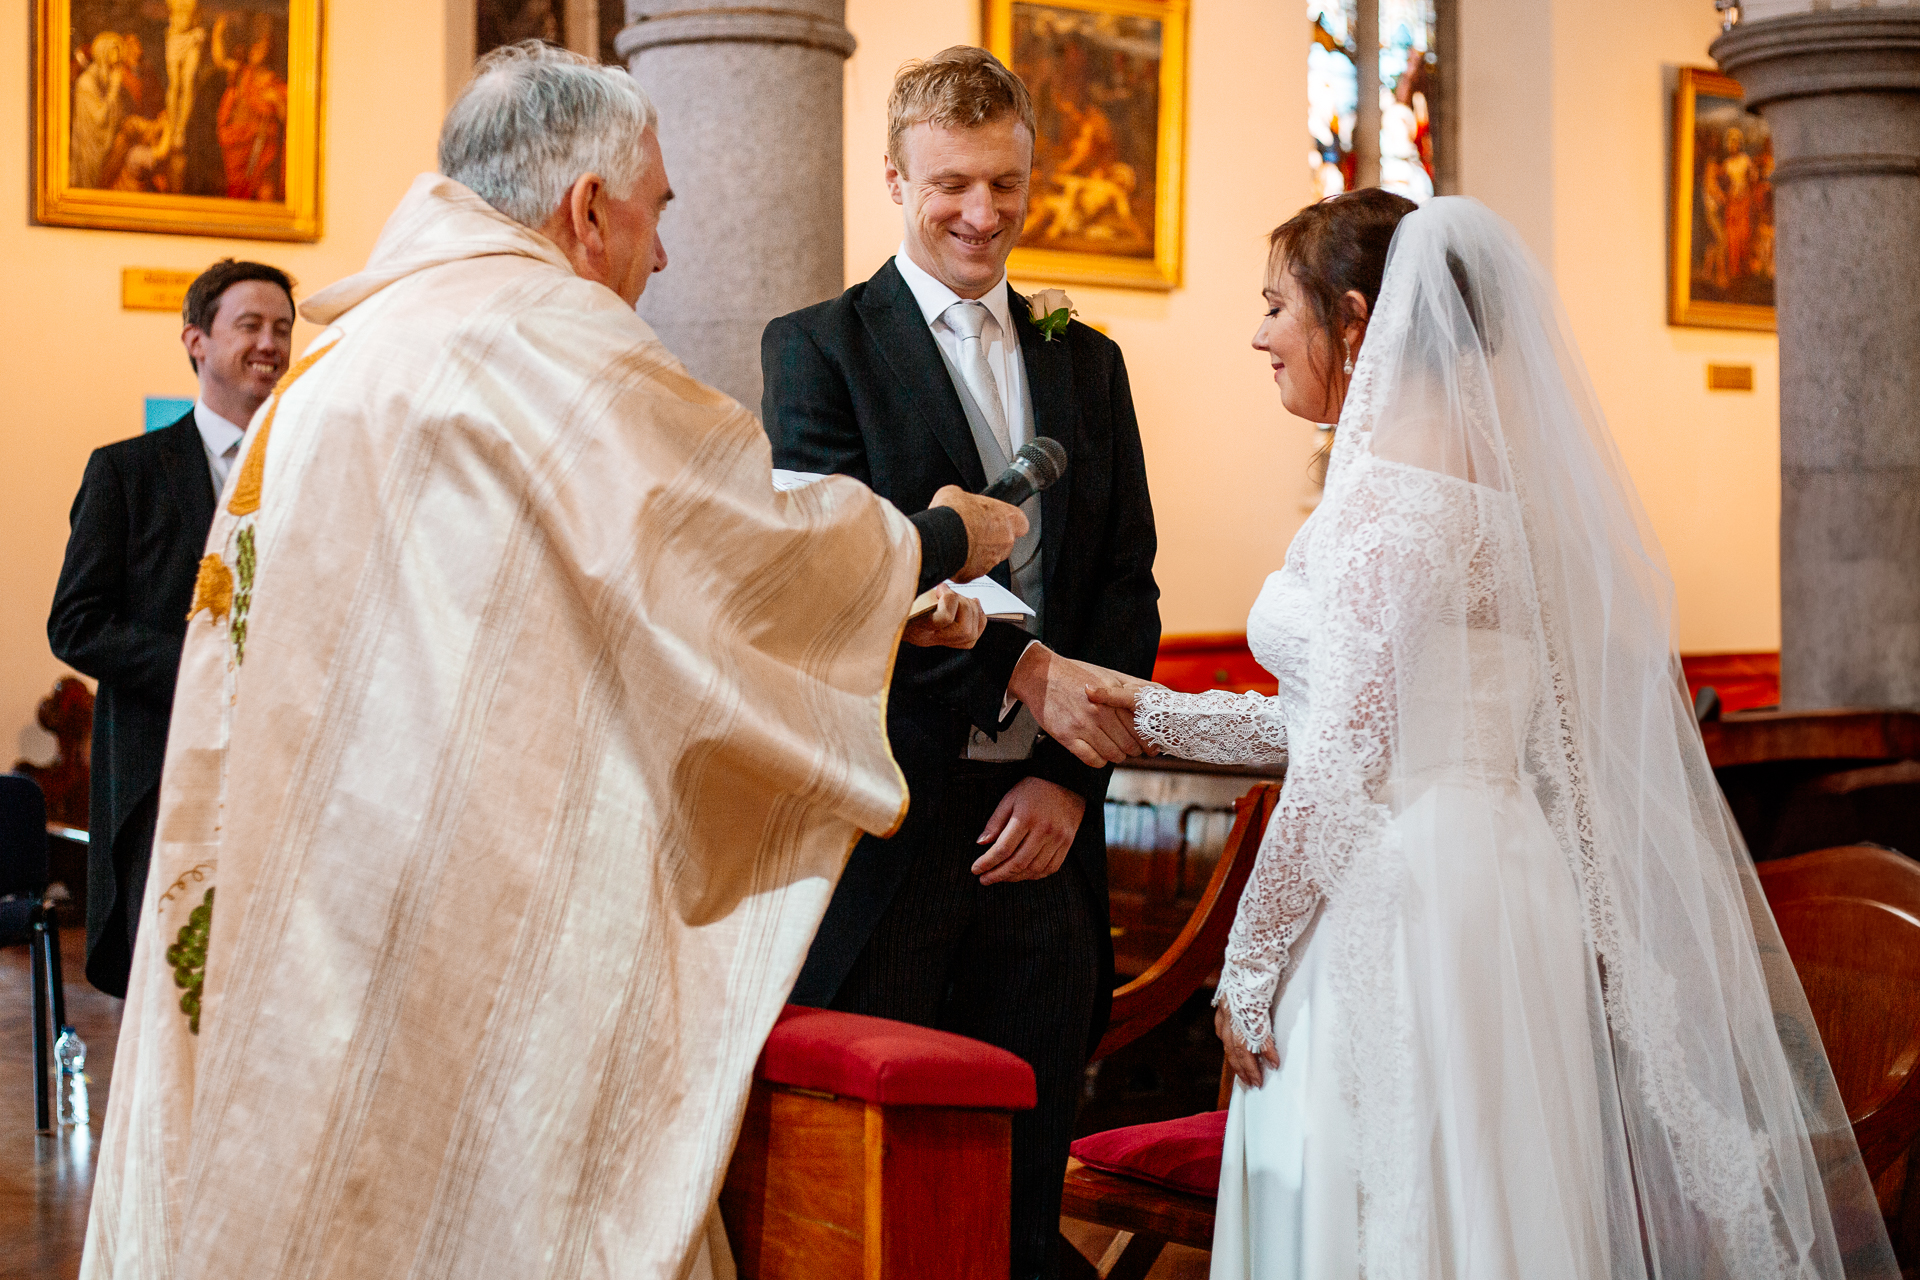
[
  {"x1": 1125, "y1": 199, "x2": 1895, "y2": 1279},
  {"x1": 1135, "y1": 454, "x2": 1610, "y2": 1279}
]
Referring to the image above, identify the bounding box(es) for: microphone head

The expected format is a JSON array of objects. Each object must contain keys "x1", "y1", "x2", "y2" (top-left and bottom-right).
[{"x1": 1015, "y1": 437, "x2": 1068, "y2": 489}]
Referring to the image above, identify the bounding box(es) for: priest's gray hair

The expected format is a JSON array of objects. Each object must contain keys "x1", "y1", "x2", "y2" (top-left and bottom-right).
[{"x1": 439, "y1": 41, "x2": 659, "y2": 229}]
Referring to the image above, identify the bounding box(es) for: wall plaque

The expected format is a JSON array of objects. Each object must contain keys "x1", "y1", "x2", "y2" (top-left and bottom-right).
[{"x1": 122, "y1": 267, "x2": 197, "y2": 312}]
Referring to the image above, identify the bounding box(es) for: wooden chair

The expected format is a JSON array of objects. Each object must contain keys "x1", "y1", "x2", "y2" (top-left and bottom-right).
[
  {"x1": 721, "y1": 1005, "x2": 1037, "y2": 1279},
  {"x1": 1059, "y1": 782, "x2": 1279, "y2": 1280},
  {"x1": 1757, "y1": 844, "x2": 1920, "y2": 1262}
]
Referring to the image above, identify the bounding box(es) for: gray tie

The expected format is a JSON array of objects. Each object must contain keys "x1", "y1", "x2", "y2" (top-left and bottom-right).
[{"x1": 943, "y1": 300, "x2": 1012, "y2": 458}]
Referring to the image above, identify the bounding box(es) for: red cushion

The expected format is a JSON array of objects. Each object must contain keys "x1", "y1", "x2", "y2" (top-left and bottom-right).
[
  {"x1": 1070, "y1": 1111, "x2": 1228, "y2": 1197},
  {"x1": 756, "y1": 1005, "x2": 1037, "y2": 1111}
]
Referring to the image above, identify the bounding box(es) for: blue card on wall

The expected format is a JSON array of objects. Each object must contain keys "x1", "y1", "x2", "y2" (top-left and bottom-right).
[{"x1": 145, "y1": 397, "x2": 195, "y2": 432}]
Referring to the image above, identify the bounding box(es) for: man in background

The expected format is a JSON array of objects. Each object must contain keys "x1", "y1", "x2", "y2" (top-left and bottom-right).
[
  {"x1": 762, "y1": 46, "x2": 1160, "y2": 1280},
  {"x1": 49, "y1": 259, "x2": 293, "y2": 998}
]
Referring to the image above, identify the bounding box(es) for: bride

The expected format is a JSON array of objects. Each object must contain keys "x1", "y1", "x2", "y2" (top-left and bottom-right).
[{"x1": 1090, "y1": 192, "x2": 1896, "y2": 1279}]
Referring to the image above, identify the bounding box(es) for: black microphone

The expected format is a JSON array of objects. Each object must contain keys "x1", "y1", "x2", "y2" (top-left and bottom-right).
[{"x1": 982, "y1": 437, "x2": 1068, "y2": 507}]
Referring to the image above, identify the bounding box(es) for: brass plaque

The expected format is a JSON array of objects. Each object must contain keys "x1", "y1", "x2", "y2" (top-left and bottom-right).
[
  {"x1": 1706, "y1": 363, "x2": 1754, "y2": 392},
  {"x1": 121, "y1": 268, "x2": 197, "y2": 314}
]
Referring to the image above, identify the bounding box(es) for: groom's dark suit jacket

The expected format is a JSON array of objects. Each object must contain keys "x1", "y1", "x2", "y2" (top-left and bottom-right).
[
  {"x1": 48, "y1": 412, "x2": 218, "y2": 996},
  {"x1": 762, "y1": 258, "x2": 1160, "y2": 1045}
]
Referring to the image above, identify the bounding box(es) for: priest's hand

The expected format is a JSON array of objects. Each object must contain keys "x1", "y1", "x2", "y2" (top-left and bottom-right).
[
  {"x1": 903, "y1": 584, "x2": 986, "y2": 649},
  {"x1": 972, "y1": 776, "x2": 1085, "y2": 884},
  {"x1": 1007, "y1": 644, "x2": 1148, "y2": 767},
  {"x1": 930, "y1": 485, "x2": 1028, "y2": 582}
]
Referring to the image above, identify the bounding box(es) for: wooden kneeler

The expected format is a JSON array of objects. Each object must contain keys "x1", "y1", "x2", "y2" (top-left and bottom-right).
[{"x1": 723, "y1": 1006, "x2": 1038, "y2": 1280}]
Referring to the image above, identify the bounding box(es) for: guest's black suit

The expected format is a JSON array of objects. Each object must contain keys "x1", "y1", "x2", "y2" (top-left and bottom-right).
[
  {"x1": 763, "y1": 259, "x2": 1159, "y2": 1278},
  {"x1": 49, "y1": 413, "x2": 217, "y2": 997}
]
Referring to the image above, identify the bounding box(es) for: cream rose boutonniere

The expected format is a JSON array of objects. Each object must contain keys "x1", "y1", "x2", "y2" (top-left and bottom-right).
[{"x1": 1026, "y1": 287, "x2": 1076, "y2": 342}]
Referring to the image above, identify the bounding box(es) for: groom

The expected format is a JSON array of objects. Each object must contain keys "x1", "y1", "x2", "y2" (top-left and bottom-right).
[{"x1": 761, "y1": 46, "x2": 1160, "y2": 1280}]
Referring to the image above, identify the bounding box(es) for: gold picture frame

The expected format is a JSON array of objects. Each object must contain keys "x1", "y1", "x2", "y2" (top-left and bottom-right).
[
  {"x1": 986, "y1": 0, "x2": 1188, "y2": 292},
  {"x1": 1669, "y1": 67, "x2": 1773, "y2": 332},
  {"x1": 35, "y1": 0, "x2": 324, "y2": 241}
]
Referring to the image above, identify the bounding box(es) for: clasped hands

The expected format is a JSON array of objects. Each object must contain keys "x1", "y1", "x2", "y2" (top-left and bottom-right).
[
  {"x1": 966, "y1": 656, "x2": 1154, "y2": 888},
  {"x1": 906, "y1": 473, "x2": 1158, "y2": 768}
]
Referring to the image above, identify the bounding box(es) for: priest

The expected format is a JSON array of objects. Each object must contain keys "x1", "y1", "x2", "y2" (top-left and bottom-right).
[{"x1": 82, "y1": 41, "x2": 1024, "y2": 1280}]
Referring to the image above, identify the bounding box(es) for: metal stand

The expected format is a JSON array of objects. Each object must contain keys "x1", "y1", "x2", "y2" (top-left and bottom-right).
[{"x1": 28, "y1": 901, "x2": 67, "y2": 1134}]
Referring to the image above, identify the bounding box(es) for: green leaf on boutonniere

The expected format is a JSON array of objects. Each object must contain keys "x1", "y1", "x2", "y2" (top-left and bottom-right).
[{"x1": 1027, "y1": 288, "x2": 1076, "y2": 342}]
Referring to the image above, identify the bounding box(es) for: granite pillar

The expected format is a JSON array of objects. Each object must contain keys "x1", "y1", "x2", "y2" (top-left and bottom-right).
[
  {"x1": 614, "y1": 1, "x2": 855, "y2": 412},
  {"x1": 1713, "y1": 11, "x2": 1920, "y2": 709}
]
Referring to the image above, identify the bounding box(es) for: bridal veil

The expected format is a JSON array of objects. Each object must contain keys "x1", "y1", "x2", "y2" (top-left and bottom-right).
[{"x1": 1245, "y1": 196, "x2": 1896, "y2": 1278}]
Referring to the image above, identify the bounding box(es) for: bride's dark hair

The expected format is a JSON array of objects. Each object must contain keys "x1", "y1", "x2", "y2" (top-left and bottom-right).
[{"x1": 1268, "y1": 188, "x2": 1418, "y2": 479}]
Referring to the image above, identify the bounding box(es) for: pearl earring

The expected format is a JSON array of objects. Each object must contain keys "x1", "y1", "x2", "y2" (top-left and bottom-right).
[{"x1": 1343, "y1": 352, "x2": 1354, "y2": 376}]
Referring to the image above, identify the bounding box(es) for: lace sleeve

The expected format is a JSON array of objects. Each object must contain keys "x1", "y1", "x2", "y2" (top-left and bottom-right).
[
  {"x1": 1216, "y1": 457, "x2": 1472, "y2": 1054},
  {"x1": 1133, "y1": 686, "x2": 1289, "y2": 765}
]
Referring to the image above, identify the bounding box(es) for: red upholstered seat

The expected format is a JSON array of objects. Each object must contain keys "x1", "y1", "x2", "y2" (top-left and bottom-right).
[
  {"x1": 757, "y1": 1005, "x2": 1037, "y2": 1110},
  {"x1": 1070, "y1": 1110, "x2": 1229, "y2": 1198}
]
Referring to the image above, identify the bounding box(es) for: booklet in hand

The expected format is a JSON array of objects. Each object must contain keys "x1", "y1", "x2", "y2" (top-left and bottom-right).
[
  {"x1": 775, "y1": 471, "x2": 1035, "y2": 627},
  {"x1": 908, "y1": 577, "x2": 1035, "y2": 624}
]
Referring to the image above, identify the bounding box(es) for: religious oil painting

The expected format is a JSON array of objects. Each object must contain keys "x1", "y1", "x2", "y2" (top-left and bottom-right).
[
  {"x1": 35, "y1": 0, "x2": 323, "y2": 240},
  {"x1": 987, "y1": 0, "x2": 1188, "y2": 291},
  {"x1": 1670, "y1": 68, "x2": 1774, "y2": 332}
]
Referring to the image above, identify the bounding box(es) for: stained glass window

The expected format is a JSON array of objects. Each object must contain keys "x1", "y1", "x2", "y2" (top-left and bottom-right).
[
  {"x1": 1308, "y1": 1, "x2": 1359, "y2": 200},
  {"x1": 1378, "y1": 0, "x2": 1437, "y2": 201},
  {"x1": 1309, "y1": 0, "x2": 1444, "y2": 204}
]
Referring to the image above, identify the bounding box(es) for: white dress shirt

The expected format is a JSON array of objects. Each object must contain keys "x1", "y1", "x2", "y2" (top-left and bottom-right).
[
  {"x1": 194, "y1": 399, "x2": 247, "y2": 499},
  {"x1": 893, "y1": 245, "x2": 1044, "y2": 760},
  {"x1": 892, "y1": 245, "x2": 1032, "y2": 456}
]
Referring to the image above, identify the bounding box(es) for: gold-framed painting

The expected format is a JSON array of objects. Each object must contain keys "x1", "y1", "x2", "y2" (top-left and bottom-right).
[
  {"x1": 986, "y1": 0, "x2": 1188, "y2": 292},
  {"x1": 1670, "y1": 67, "x2": 1773, "y2": 332},
  {"x1": 35, "y1": 0, "x2": 324, "y2": 241}
]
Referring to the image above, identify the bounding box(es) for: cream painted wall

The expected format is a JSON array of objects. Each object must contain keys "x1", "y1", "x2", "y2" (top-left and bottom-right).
[
  {"x1": 1552, "y1": 1, "x2": 1781, "y2": 653},
  {"x1": 845, "y1": 0, "x2": 1778, "y2": 652},
  {"x1": 1459, "y1": 0, "x2": 1782, "y2": 654},
  {"x1": 842, "y1": 0, "x2": 1321, "y2": 639},
  {"x1": 0, "y1": 3, "x2": 447, "y2": 761},
  {"x1": 1552, "y1": 0, "x2": 1781, "y2": 654},
  {"x1": 0, "y1": 0, "x2": 1783, "y2": 758}
]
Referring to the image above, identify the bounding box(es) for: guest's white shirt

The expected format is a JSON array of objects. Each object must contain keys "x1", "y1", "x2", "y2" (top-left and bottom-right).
[
  {"x1": 892, "y1": 244, "x2": 1032, "y2": 455},
  {"x1": 194, "y1": 399, "x2": 247, "y2": 499}
]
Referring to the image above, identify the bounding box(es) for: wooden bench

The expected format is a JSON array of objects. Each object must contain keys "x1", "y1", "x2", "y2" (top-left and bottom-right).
[
  {"x1": 1758, "y1": 845, "x2": 1920, "y2": 1264},
  {"x1": 1704, "y1": 709, "x2": 1920, "y2": 861}
]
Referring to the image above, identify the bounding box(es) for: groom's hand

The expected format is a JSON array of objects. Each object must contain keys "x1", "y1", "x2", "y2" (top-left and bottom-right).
[
  {"x1": 1007, "y1": 644, "x2": 1147, "y2": 767},
  {"x1": 972, "y1": 777, "x2": 1085, "y2": 884},
  {"x1": 931, "y1": 484, "x2": 1027, "y2": 582}
]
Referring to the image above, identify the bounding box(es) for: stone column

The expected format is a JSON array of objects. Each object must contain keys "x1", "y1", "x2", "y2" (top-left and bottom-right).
[
  {"x1": 614, "y1": 1, "x2": 855, "y2": 412},
  {"x1": 1712, "y1": 11, "x2": 1920, "y2": 709}
]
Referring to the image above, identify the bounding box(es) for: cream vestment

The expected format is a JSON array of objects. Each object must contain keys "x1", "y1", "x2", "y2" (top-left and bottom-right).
[{"x1": 82, "y1": 175, "x2": 920, "y2": 1280}]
